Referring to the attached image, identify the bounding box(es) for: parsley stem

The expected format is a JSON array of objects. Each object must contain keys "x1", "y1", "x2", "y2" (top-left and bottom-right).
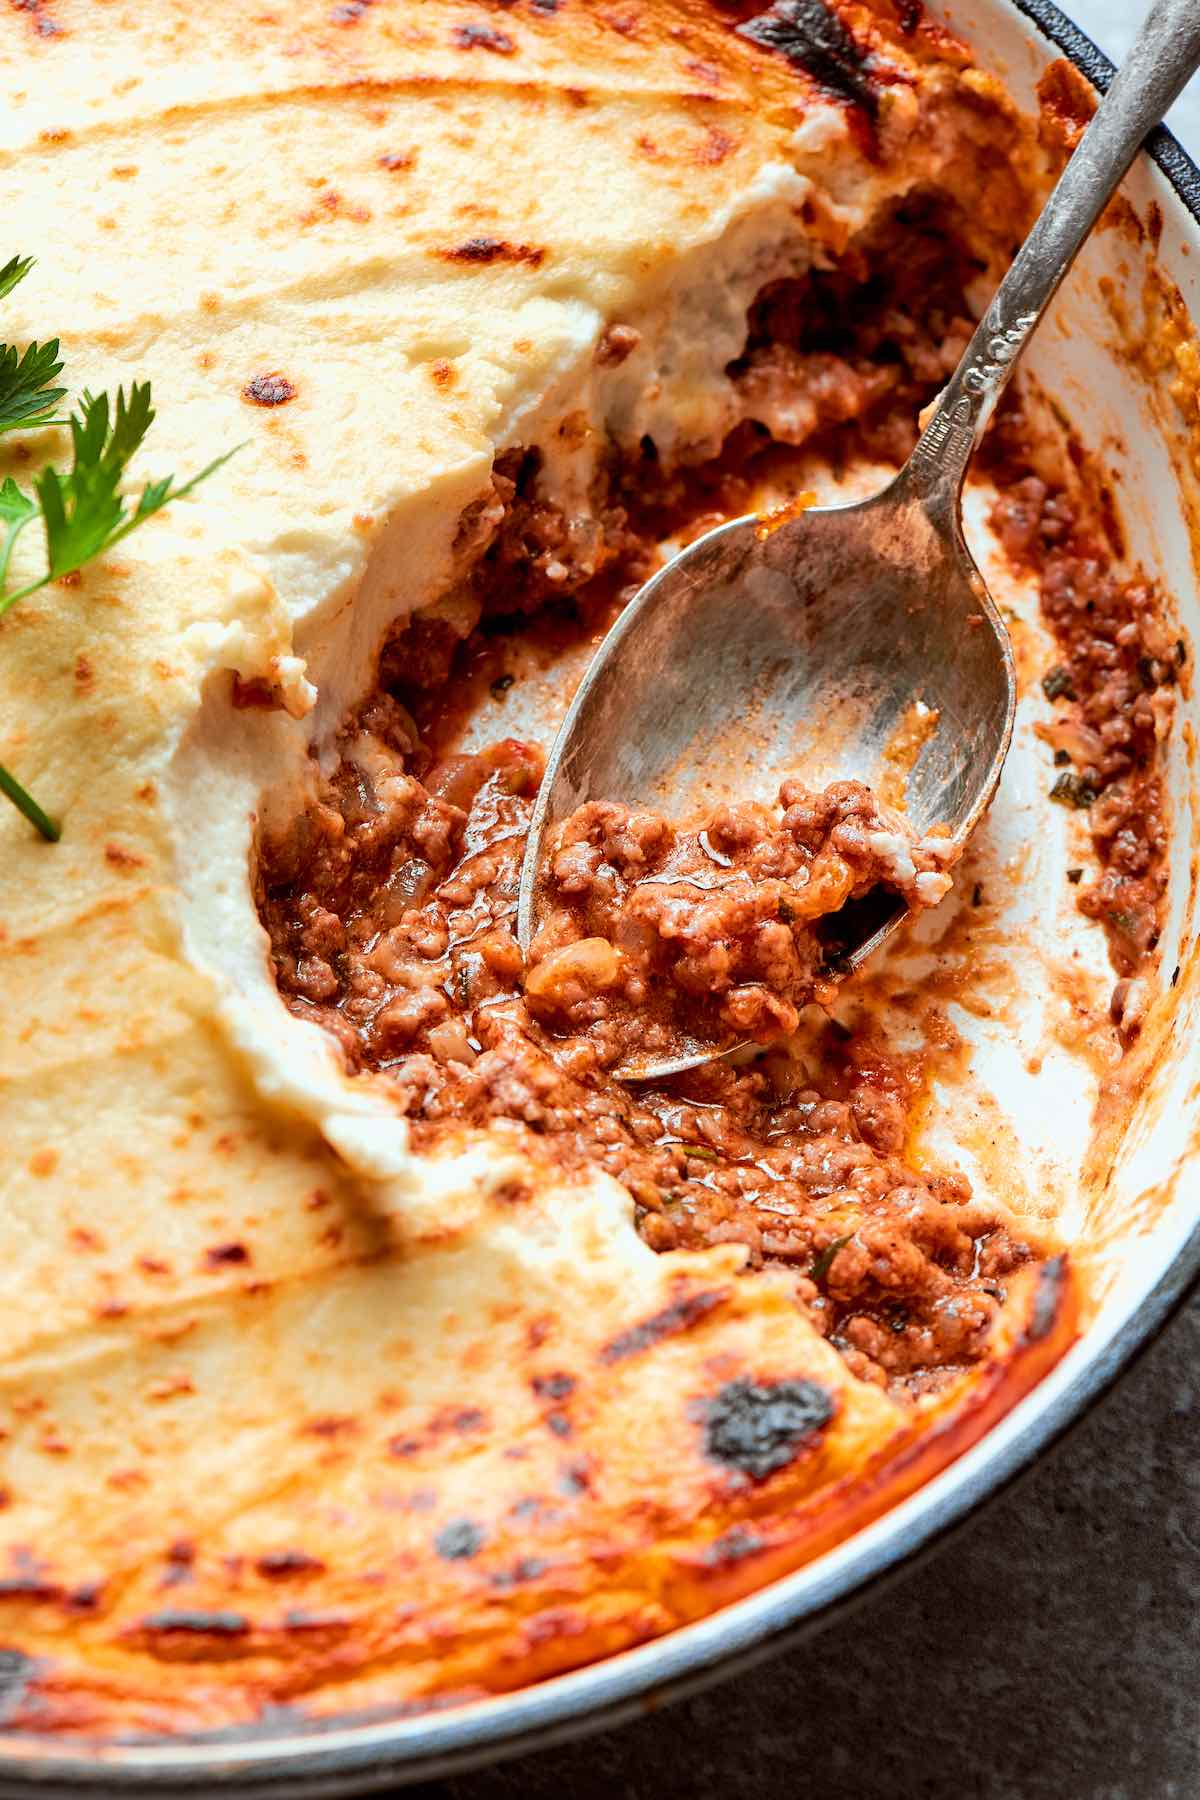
[
  {"x1": 0, "y1": 759, "x2": 59, "y2": 841},
  {"x1": 0, "y1": 573, "x2": 48, "y2": 621}
]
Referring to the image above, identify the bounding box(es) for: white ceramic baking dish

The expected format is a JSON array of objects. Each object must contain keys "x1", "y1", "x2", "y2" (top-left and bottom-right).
[{"x1": 0, "y1": 0, "x2": 1197, "y2": 1790}]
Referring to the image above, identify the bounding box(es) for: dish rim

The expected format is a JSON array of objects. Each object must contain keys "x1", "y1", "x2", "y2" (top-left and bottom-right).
[{"x1": 2, "y1": 2, "x2": 1199, "y2": 1790}]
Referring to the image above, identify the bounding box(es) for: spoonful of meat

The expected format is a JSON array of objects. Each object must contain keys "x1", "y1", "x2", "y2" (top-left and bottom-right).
[{"x1": 517, "y1": 0, "x2": 1200, "y2": 1081}]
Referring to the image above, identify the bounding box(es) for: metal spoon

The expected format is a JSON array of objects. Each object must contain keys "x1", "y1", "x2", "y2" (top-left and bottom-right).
[{"x1": 518, "y1": 0, "x2": 1200, "y2": 1081}]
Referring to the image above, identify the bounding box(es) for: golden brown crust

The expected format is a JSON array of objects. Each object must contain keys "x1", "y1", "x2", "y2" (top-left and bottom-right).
[{"x1": 0, "y1": 1239, "x2": 1076, "y2": 1738}]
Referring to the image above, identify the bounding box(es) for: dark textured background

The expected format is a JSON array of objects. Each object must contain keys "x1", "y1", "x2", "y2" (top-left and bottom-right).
[{"x1": 409, "y1": 1293, "x2": 1199, "y2": 1800}]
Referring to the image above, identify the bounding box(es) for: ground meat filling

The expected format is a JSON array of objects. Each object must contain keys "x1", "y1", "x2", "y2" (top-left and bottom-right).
[
  {"x1": 525, "y1": 788, "x2": 956, "y2": 1067},
  {"x1": 259, "y1": 202, "x2": 1170, "y2": 1397},
  {"x1": 982, "y1": 401, "x2": 1177, "y2": 999}
]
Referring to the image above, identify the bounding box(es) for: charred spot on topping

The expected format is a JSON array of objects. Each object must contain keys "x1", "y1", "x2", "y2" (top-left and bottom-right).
[
  {"x1": 434, "y1": 1519, "x2": 485, "y2": 1561},
  {"x1": 558, "y1": 1462, "x2": 590, "y2": 1497},
  {"x1": 12, "y1": 0, "x2": 61, "y2": 37},
  {"x1": 0, "y1": 1551, "x2": 57, "y2": 1603},
  {"x1": 379, "y1": 149, "x2": 416, "y2": 171},
  {"x1": 242, "y1": 372, "x2": 296, "y2": 407},
  {"x1": 451, "y1": 1406, "x2": 487, "y2": 1432},
  {"x1": 331, "y1": 0, "x2": 374, "y2": 19},
  {"x1": 490, "y1": 1555, "x2": 548, "y2": 1590},
  {"x1": 203, "y1": 1241, "x2": 250, "y2": 1268},
  {"x1": 598, "y1": 1287, "x2": 729, "y2": 1363},
  {"x1": 302, "y1": 1414, "x2": 356, "y2": 1439},
  {"x1": 545, "y1": 1409, "x2": 573, "y2": 1439},
  {"x1": 703, "y1": 1524, "x2": 764, "y2": 1566},
  {"x1": 0, "y1": 1649, "x2": 34, "y2": 1714},
  {"x1": 531, "y1": 1371, "x2": 575, "y2": 1400},
  {"x1": 697, "y1": 126, "x2": 737, "y2": 164},
  {"x1": 67, "y1": 1581, "x2": 103, "y2": 1612},
  {"x1": 1026, "y1": 1254, "x2": 1066, "y2": 1343},
  {"x1": 699, "y1": 1377, "x2": 834, "y2": 1481},
  {"x1": 255, "y1": 1550, "x2": 326, "y2": 1580},
  {"x1": 298, "y1": 188, "x2": 371, "y2": 228},
  {"x1": 282, "y1": 1608, "x2": 352, "y2": 1633},
  {"x1": 0, "y1": 1575, "x2": 59, "y2": 1602},
  {"x1": 452, "y1": 21, "x2": 516, "y2": 52},
  {"x1": 163, "y1": 1540, "x2": 195, "y2": 1585},
  {"x1": 141, "y1": 1609, "x2": 250, "y2": 1637},
  {"x1": 104, "y1": 843, "x2": 144, "y2": 869},
  {"x1": 438, "y1": 237, "x2": 545, "y2": 267},
  {"x1": 735, "y1": 0, "x2": 878, "y2": 116}
]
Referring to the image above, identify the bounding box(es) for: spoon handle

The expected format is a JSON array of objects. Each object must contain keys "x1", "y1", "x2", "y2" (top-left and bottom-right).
[{"x1": 905, "y1": 0, "x2": 1200, "y2": 522}]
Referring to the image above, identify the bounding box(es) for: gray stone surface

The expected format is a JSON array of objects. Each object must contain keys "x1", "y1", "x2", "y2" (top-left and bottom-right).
[{"x1": 414, "y1": 1294, "x2": 1200, "y2": 1800}]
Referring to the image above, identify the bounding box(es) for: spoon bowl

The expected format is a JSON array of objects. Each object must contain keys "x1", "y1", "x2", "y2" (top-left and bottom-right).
[{"x1": 516, "y1": 475, "x2": 1014, "y2": 1080}]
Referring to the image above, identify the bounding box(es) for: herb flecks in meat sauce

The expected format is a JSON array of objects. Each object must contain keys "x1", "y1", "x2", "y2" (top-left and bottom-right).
[
  {"x1": 259, "y1": 204, "x2": 1170, "y2": 1399},
  {"x1": 983, "y1": 401, "x2": 1175, "y2": 982}
]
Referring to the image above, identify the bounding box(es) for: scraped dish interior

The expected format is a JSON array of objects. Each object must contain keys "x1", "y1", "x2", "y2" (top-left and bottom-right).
[{"x1": 0, "y1": 0, "x2": 1198, "y2": 1753}]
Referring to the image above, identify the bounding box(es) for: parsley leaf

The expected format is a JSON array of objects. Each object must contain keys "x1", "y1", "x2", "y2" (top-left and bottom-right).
[
  {"x1": 1, "y1": 384, "x2": 238, "y2": 620},
  {"x1": 0, "y1": 256, "x2": 238, "y2": 838},
  {"x1": 0, "y1": 478, "x2": 36, "y2": 589},
  {"x1": 0, "y1": 256, "x2": 34, "y2": 302},
  {"x1": 0, "y1": 336, "x2": 67, "y2": 438},
  {"x1": 0, "y1": 254, "x2": 66, "y2": 437}
]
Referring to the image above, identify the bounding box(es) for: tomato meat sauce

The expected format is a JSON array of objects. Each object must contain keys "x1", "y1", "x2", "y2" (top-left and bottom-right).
[{"x1": 258, "y1": 209, "x2": 1173, "y2": 1398}]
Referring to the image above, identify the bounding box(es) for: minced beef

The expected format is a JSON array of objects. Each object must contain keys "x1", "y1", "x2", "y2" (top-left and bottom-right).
[
  {"x1": 258, "y1": 197, "x2": 1171, "y2": 1395},
  {"x1": 525, "y1": 787, "x2": 956, "y2": 1068},
  {"x1": 982, "y1": 398, "x2": 1176, "y2": 984}
]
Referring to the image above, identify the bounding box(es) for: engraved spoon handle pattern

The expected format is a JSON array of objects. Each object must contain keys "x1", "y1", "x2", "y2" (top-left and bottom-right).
[{"x1": 907, "y1": 0, "x2": 1200, "y2": 526}]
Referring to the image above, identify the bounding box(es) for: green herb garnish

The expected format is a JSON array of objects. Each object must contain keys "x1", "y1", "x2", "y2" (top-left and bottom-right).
[
  {"x1": 1041, "y1": 664, "x2": 1076, "y2": 702},
  {"x1": 1107, "y1": 907, "x2": 1140, "y2": 937},
  {"x1": 0, "y1": 335, "x2": 66, "y2": 439},
  {"x1": 810, "y1": 1232, "x2": 854, "y2": 1285},
  {"x1": 1049, "y1": 771, "x2": 1098, "y2": 810},
  {"x1": 0, "y1": 256, "x2": 235, "y2": 838}
]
